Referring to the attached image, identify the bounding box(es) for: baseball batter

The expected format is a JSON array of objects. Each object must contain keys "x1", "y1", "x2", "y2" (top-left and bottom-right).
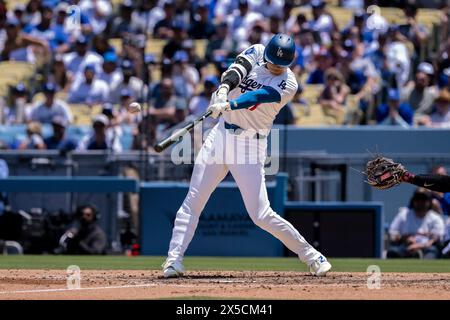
[{"x1": 163, "y1": 34, "x2": 332, "y2": 277}]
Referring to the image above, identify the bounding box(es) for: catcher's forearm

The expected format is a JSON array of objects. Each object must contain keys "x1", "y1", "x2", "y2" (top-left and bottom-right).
[{"x1": 403, "y1": 172, "x2": 450, "y2": 193}]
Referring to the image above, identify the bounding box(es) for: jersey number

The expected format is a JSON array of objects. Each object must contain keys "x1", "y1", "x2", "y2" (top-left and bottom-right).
[{"x1": 278, "y1": 80, "x2": 287, "y2": 91}]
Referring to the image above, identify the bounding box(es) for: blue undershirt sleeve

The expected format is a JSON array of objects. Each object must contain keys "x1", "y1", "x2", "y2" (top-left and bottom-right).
[{"x1": 229, "y1": 86, "x2": 281, "y2": 110}]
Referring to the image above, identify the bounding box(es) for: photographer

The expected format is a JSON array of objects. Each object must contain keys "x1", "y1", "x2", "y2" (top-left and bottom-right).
[{"x1": 57, "y1": 205, "x2": 107, "y2": 255}]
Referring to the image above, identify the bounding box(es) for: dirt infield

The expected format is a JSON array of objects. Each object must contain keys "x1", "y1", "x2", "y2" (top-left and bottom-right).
[{"x1": 0, "y1": 269, "x2": 449, "y2": 300}]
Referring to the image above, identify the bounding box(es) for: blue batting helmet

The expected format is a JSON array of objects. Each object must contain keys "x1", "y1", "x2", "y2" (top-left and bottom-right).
[{"x1": 264, "y1": 33, "x2": 295, "y2": 67}]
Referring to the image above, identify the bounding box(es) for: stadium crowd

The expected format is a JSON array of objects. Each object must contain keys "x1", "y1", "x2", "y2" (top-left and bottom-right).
[{"x1": 0, "y1": 0, "x2": 448, "y2": 152}]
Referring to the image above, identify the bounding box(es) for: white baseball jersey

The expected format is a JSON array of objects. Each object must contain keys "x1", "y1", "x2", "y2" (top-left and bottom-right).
[{"x1": 223, "y1": 44, "x2": 298, "y2": 133}]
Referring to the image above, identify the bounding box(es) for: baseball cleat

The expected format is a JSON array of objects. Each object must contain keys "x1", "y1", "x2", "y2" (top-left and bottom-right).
[
  {"x1": 162, "y1": 260, "x2": 185, "y2": 278},
  {"x1": 309, "y1": 255, "x2": 332, "y2": 277}
]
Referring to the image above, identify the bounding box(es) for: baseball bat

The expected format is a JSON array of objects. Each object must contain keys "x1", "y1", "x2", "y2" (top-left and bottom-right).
[{"x1": 154, "y1": 110, "x2": 213, "y2": 153}]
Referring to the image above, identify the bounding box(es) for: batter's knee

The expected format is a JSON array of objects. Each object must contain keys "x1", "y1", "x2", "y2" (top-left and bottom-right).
[
  {"x1": 182, "y1": 189, "x2": 208, "y2": 216},
  {"x1": 249, "y1": 206, "x2": 276, "y2": 230}
]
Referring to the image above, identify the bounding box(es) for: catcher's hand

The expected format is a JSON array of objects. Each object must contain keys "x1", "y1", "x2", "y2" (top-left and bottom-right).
[{"x1": 365, "y1": 156, "x2": 407, "y2": 189}]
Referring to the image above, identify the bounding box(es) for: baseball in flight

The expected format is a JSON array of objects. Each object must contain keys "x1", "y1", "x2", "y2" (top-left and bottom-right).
[{"x1": 128, "y1": 102, "x2": 141, "y2": 113}]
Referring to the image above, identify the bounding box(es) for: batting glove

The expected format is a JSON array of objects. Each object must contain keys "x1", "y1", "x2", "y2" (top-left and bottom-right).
[
  {"x1": 207, "y1": 101, "x2": 231, "y2": 119},
  {"x1": 211, "y1": 84, "x2": 229, "y2": 105}
]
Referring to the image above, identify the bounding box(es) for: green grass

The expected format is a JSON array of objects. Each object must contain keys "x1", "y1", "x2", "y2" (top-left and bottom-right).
[{"x1": 0, "y1": 255, "x2": 449, "y2": 273}]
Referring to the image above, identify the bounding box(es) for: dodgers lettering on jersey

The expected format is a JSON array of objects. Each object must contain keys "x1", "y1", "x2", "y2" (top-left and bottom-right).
[{"x1": 222, "y1": 44, "x2": 298, "y2": 133}]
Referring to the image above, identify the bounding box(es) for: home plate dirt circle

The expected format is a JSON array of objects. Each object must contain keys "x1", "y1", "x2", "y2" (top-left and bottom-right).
[{"x1": 1, "y1": 270, "x2": 450, "y2": 300}]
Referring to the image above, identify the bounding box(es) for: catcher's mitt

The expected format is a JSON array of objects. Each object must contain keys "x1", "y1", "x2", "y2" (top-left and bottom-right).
[{"x1": 365, "y1": 156, "x2": 406, "y2": 189}]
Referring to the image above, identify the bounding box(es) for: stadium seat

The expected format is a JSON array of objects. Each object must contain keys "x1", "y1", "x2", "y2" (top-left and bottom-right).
[
  {"x1": 302, "y1": 84, "x2": 323, "y2": 105},
  {"x1": 69, "y1": 104, "x2": 103, "y2": 126},
  {"x1": 145, "y1": 39, "x2": 167, "y2": 61}
]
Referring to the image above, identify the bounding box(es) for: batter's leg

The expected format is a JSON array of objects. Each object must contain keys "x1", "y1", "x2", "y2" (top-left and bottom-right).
[
  {"x1": 165, "y1": 126, "x2": 229, "y2": 266},
  {"x1": 228, "y1": 159, "x2": 322, "y2": 266}
]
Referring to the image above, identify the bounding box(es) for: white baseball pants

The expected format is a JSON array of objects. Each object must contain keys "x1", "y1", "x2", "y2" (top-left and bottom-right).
[{"x1": 165, "y1": 121, "x2": 321, "y2": 265}]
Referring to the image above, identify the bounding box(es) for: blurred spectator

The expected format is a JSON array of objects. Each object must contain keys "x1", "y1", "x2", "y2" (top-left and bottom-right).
[
  {"x1": 3, "y1": 83, "x2": 31, "y2": 124},
  {"x1": 319, "y1": 68, "x2": 350, "y2": 122},
  {"x1": 205, "y1": 22, "x2": 234, "y2": 62},
  {"x1": 251, "y1": 0, "x2": 284, "y2": 18},
  {"x1": 308, "y1": 0, "x2": 335, "y2": 44},
  {"x1": 399, "y1": 4, "x2": 429, "y2": 53},
  {"x1": 153, "y1": 0, "x2": 177, "y2": 39},
  {"x1": 297, "y1": 28, "x2": 320, "y2": 74},
  {"x1": 342, "y1": 10, "x2": 373, "y2": 46},
  {"x1": 376, "y1": 88, "x2": 413, "y2": 127},
  {"x1": 306, "y1": 48, "x2": 332, "y2": 84},
  {"x1": 49, "y1": 54, "x2": 69, "y2": 92},
  {"x1": 132, "y1": 114, "x2": 156, "y2": 151},
  {"x1": 102, "y1": 102, "x2": 124, "y2": 147},
  {"x1": 148, "y1": 78, "x2": 185, "y2": 130},
  {"x1": 188, "y1": 76, "x2": 219, "y2": 129},
  {"x1": 429, "y1": 165, "x2": 450, "y2": 216},
  {"x1": 443, "y1": 218, "x2": 450, "y2": 258},
  {"x1": 347, "y1": 42, "x2": 379, "y2": 98},
  {"x1": 62, "y1": 35, "x2": 103, "y2": 82},
  {"x1": 77, "y1": 114, "x2": 123, "y2": 152},
  {"x1": 388, "y1": 188, "x2": 444, "y2": 259},
  {"x1": 247, "y1": 20, "x2": 270, "y2": 46},
  {"x1": 23, "y1": 0, "x2": 42, "y2": 29},
  {"x1": 63, "y1": 0, "x2": 93, "y2": 38},
  {"x1": 111, "y1": 59, "x2": 146, "y2": 104},
  {"x1": 58, "y1": 204, "x2": 107, "y2": 255},
  {"x1": 402, "y1": 62, "x2": 439, "y2": 116},
  {"x1": 29, "y1": 83, "x2": 73, "y2": 124},
  {"x1": 328, "y1": 31, "x2": 345, "y2": 67},
  {"x1": 417, "y1": 89, "x2": 450, "y2": 128},
  {"x1": 67, "y1": 64, "x2": 109, "y2": 105},
  {"x1": 88, "y1": 1, "x2": 112, "y2": 35},
  {"x1": 44, "y1": 115, "x2": 77, "y2": 152},
  {"x1": 385, "y1": 26, "x2": 411, "y2": 88},
  {"x1": 92, "y1": 34, "x2": 115, "y2": 57},
  {"x1": 98, "y1": 52, "x2": 122, "y2": 100},
  {"x1": 131, "y1": 0, "x2": 164, "y2": 35},
  {"x1": 437, "y1": 39, "x2": 450, "y2": 85},
  {"x1": 189, "y1": 2, "x2": 215, "y2": 39},
  {"x1": 107, "y1": 0, "x2": 137, "y2": 38},
  {"x1": 227, "y1": 0, "x2": 263, "y2": 43},
  {"x1": 1, "y1": 17, "x2": 49, "y2": 63},
  {"x1": 443, "y1": 67, "x2": 450, "y2": 91},
  {"x1": 24, "y1": 4, "x2": 68, "y2": 54},
  {"x1": 286, "y1": 12, "x2": 307, "y2": 35},
  {"x1": 161, "y1": 20, "x2": 187, "y2": 60},
  {"x1": 18, "y1": 121, "x2": 45, "y2": 150},
  {"x1": 0, "y1": 155, "x2": 8, "y2": 215},
  {"x1": 172, "y1": 50, "x2": 199, "y2": 100}
]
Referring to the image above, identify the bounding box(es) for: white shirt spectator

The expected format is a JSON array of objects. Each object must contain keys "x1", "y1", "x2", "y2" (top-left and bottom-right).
[
  {"x1": 132, "y1": 6, "x2": 165, "y2": 34},
  {"x1": 386, "y1": 41, "x2": 411, "y2": 88},
  {"x1": 389, "y1": 207, "x2": 445, "y2": 242},
  {"x1": 68, "y1": 78, "x2": 110, "y2": 104},
  {"x1": 249, "y1": 0, "x2": 284, "y2": 18},
  {"x1": 309, "y1": 13, "x2": 334, "y2": 33},
  {"x1": 215, "y1": 0, "x2": 237, "y2": 22},
  {"x1": 227, "y1": 10, "x2": 263, "y2": 43},
  {"x1": 28, "y1": 100, "x2": 73, "y2": 124},
  {"x1": 98, "y1": 70, "x2": 123, "y2": 102},
  {"x1": 112, "y1": 77, "x2": 146, "y2": 104},
  {"x1": 63, "y1": 51, "x2": 104, "y2": 80}
]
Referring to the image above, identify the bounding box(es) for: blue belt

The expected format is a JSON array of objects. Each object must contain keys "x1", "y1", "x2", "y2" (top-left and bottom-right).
[
  {"x1": 224, "y1": 122, "x2": 266, "y2": 139},
  {"x1": 224, "y1": 122, "x2": 242, "y2": 130}
]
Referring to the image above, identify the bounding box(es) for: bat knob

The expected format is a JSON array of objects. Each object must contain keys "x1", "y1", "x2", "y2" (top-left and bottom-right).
[{"x1": 154, "y1": 144, "x2": 163, "y2": 153}]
